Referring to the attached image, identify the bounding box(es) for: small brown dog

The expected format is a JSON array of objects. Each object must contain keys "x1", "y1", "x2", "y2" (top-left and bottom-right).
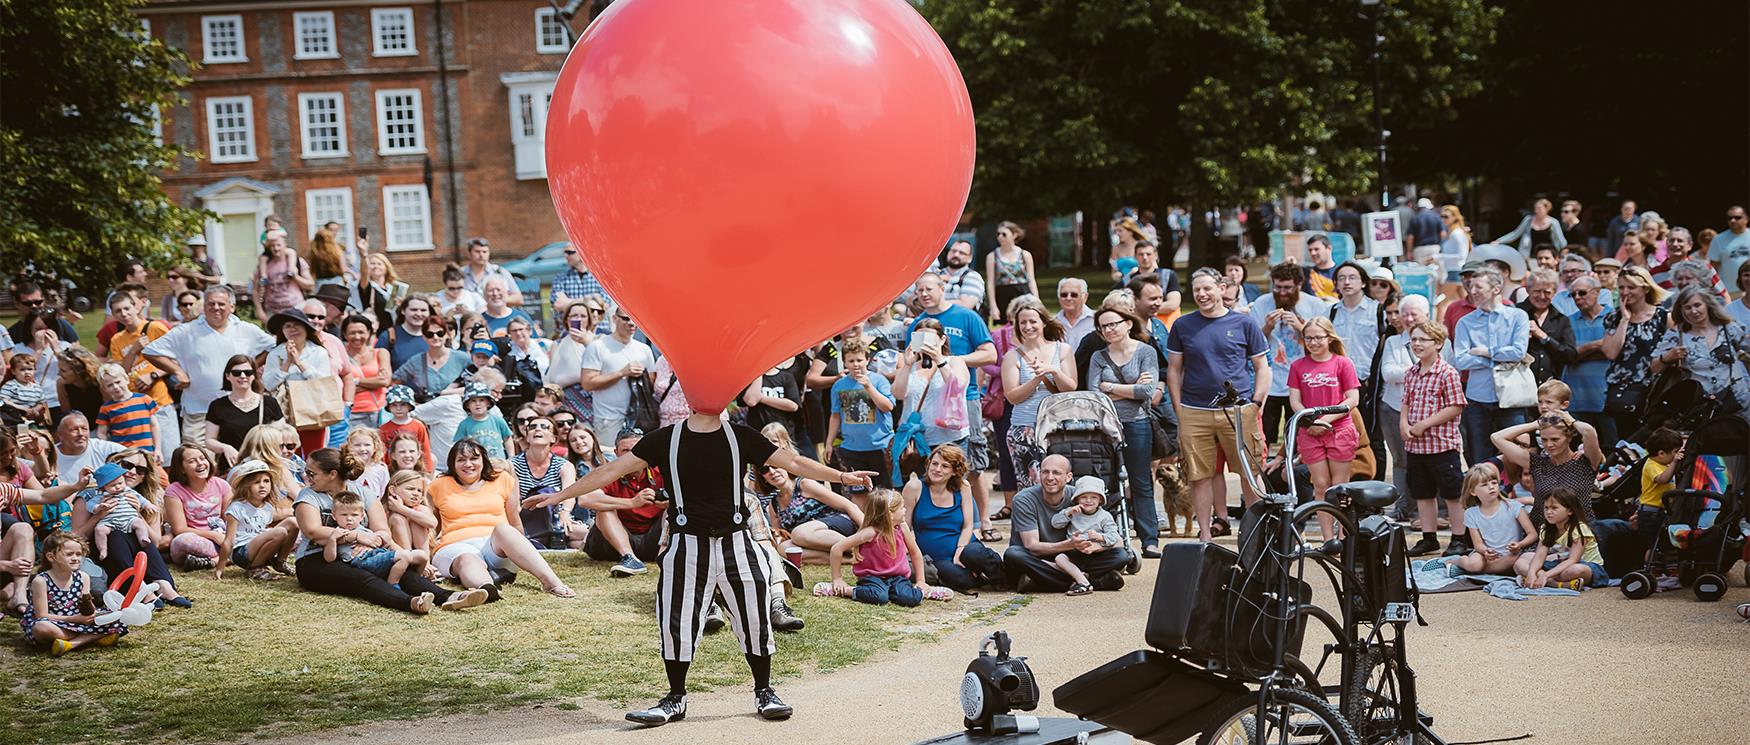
[{"x1": 1155, "y1": 463, "x2": 1194, "y2": 537}]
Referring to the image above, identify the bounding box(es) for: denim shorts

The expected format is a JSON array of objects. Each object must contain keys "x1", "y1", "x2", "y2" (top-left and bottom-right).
[
  {"x1": 230, "y1": 543, "x2": 251, "y2": 566},
  {"x1": 816, "y1": 512, "x2": 858, "y2": 536},
  {"x1": 350, "y1": 547, "x2": 398, "y2": 578},
  {"x1": 1542, "y1": 556, "x2": 1609, "y2": 587}
]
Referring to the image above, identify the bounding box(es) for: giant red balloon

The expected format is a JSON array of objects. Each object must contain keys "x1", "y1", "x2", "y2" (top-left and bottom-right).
[{"x1": 546, "y1": 0, "x2": 975, "y2": 414}]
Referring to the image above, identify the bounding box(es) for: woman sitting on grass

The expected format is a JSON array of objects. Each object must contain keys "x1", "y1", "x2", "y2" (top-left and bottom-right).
[
  {"x1": 164, "y1": 444, "x2": 230, "y2": 572},
  {"x1": 292, "y1": 448, "x2": 484, "y2": 614},
  {"x1": 424, "y1": 440, "x2": 575, "y2": 600},
  {"x1": 901, "y1": 445, "x2": 1005, "y2": 594},
  {"x1": 760, "y1": 464, "x2": 863, "y2": 565}
]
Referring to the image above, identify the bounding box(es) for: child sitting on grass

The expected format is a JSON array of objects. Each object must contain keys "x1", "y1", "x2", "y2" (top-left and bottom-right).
[
  {"x1": 823, "y1": 489, "x2": 947, "y2": 606},
  {"x1": 22, "y1": 531, "x2": 130, "y2": 657},
  {"x1": 215, "y1": 460, "x2": 298, "y2": 580},
  {"x1": 1515, "y1": 487, "x2": 1607, "y2": 590},
  {"x1": 1050, "y1": 476, "x2": 1119, "y2": 596},
  {"x1": 324, "y1": 491, "x2": 428, "y2": 592},
  {"x1": 1453, "y1": 463, "x2": 1536, "y2": 576},
  {"x1": 88, "y1": 463, "x2": 151, "y2": 562},
  {"x1": 382, "y1": 470, "x2": 437, "y2": 559}
]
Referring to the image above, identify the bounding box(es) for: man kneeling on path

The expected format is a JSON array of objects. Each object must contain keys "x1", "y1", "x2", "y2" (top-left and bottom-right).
[
  {"x1": 577, "y1": 431, "x2": 668, "y2": 577},
  {"x1": 1003, "y1": 455, "x2": 1132, "y2": 592}
]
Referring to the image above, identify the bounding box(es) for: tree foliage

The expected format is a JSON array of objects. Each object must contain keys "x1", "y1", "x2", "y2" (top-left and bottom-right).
[
  {"x1": 919, "y1": 0, "x2": 1499, "y2": 218},
  {"x1": 0, "y1": 0, "x2": 206, "y2": 295}
]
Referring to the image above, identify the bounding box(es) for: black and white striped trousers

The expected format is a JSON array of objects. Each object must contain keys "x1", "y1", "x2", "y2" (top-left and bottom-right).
[{"x1": 657, "y1": 530, "x2": 775, "y2": 662}]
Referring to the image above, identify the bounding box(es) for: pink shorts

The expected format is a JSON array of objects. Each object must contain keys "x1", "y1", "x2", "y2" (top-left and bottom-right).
[{"x1": 1296, "y1": 420, "x2": 1358, "y2": 463}]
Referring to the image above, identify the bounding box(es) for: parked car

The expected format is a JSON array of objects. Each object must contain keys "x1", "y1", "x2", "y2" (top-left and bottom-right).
[{"x1": 501, "y1": 240, "x2": 571, "y2": 288}]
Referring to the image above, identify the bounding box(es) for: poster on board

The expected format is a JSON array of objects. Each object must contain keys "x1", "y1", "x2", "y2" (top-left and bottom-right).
[{"x1": 1364, "y1": 211, "x2": 1404, "y2": 258}]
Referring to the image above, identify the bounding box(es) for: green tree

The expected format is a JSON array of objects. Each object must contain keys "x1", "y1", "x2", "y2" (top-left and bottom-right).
[
  {"x1": 0, "y1": 0, "x2": 206, "y2": 298},
  {"x1": 919, "y1": 0, "x2": 1497, "y2": 267}
]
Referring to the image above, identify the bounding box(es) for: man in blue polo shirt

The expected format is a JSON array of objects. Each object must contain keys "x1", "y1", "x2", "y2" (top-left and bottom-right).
[
  {"x1": 1168, "y1": 268, "x2": 1269, "y2": 542},
  {"x1": 907, "y1": 273, "x2": 998, "y2": 537}
]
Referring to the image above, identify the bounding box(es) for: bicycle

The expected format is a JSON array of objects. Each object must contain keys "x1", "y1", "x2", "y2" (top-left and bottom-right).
[{"x1": 1190, "y1": 386, "x2": 1445, "y2": 745}]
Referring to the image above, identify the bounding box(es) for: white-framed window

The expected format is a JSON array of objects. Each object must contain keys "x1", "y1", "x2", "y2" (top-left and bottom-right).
[
  {"x1": 149, "y1": 105, "x2": 162, "y2": 146},
  {"x1": 297, "y1": 93, "x2": 347, "y2": 159},
  {"x1": 374, "y1": 89, "x2": 425, "y2": 155},
  {"x1": 305, "y1": 188, "x2": 354, "y2": 244},
  {"x1": 204, "y1": 96, "x2": 256, "y2": 163},
  {"x1": 201, "y1": 15, "x2": 246, "y2": 64},
  {"x1": 293, "y1": 12, "x2": 338, "y2": 59},
  {"x1": 382, "y1": 185, "x2": 433, "y2": 251},
  {"x1": 371, "y1": 8, "x2": 417, "y2": 57},
  {"x1": 506, "y1": 80, "x2": 555, "y2": 180},
  {"x1": 535, "y1": 8, "x2": 569, "y2": 54}
]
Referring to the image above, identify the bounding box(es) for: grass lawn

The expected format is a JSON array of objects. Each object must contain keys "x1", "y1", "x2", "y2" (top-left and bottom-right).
[{"x1": 1, "y1": 559, "x2": 1009, "y2": 745}]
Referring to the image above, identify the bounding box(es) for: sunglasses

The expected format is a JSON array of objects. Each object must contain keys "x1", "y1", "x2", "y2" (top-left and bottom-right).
[
  {"x1": 563, "y1": 249, "x2": 577, "y2": 255},
  {"x1": 178, "y1": 301, "x2": 197, "y2": 308},
  {"x1": 553, "y1": 419, "x2": 576, "y2": 427},
  {"x1": 424, "y1": 329, "x2": 449, "y2": 338},
  {"x1": 515, "y1": 417, "x2": 536, "y2": 426},
  {"x1": 19, "y1": 298, "x2": 43, "y2": 308},
  {"x1": 525, "y1": 422, "x2": 553, "y2": 431},
  {"x1": 281, "y1": 443, "x2": 300, "y2": 451},
  {"x1": 119, "y1": 462, "x2": 150, "y2": 474},
  {"x1": 1059, "y1": 292, "x2": 1082, "y2": 298},
  {"x1": 228, "y1": 368, "x2": 255, "y2": 377}
]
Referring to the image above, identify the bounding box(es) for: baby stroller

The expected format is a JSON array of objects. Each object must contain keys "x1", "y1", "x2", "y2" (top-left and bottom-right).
[
  {"x1": 1620, "y1": 415, "x2": 1749, "y2": 602},
  {"x1": 1034, "y1": 392, "x2": 1141, "y2": 574}
]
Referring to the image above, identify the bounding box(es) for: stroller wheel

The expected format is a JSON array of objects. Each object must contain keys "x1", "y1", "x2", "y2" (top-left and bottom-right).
[
  {"x1": 1125, "y1": 555, "x2": 1141, "y2": 575},
  {"x1": 1694, "y1": 573, "x2": 1727, "y2": 602},
  {"x1": 1620, "y1": 571, "x2": 1654, "y2": 600}
]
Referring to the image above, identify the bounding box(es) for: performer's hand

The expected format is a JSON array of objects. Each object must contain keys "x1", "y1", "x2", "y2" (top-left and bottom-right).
[{"x1": 839, "y1": 470, "x2": 876, "y2": 489}]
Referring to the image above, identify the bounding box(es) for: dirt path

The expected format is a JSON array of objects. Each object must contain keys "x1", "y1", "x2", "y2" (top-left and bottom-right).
[{"x1": 254, "y1": 551, "x2": 1748, "y2": 745}]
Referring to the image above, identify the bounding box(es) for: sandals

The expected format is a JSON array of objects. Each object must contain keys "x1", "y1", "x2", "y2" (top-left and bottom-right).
[
  {"x1": 1065, "y1": 582, "x2": 1093, "y2": 597},
  {"x1": 977, "y1": 528, "x2": 1002, "y2": 542},
  {"x1": 544, "y1": 584, "x2": 577, "y2": 599},
  {"x1": 270, "y1": 560, "x2": 296, "y2": 577},
  {"x1": 247, "y1": 567, "x2": 279, "y2": 581},
  {"x1": 992, "y1": 506, "x2": 1012, "y2": 522}
]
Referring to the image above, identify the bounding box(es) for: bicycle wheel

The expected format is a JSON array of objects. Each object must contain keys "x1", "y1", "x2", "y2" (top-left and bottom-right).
[
  {"x1": 1198, "y1": 686, "x2": 1359, "y2": 745},
  {"x1": 1345, "y1": 648, "x2": 1434, "y2": 745}
]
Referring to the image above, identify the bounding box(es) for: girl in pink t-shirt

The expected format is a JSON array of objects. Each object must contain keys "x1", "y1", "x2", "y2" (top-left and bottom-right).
[
  {"x1": 165, "y1": 445, "x2": 233, "y2": 569},
  {"x1": 1288, "y1": 317, "x2": 1360, "y2": 542}
]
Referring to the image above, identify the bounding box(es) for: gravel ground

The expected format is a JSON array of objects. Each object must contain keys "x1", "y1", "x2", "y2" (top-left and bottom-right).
[{"x1": 253, "y1": 535, "x2": 1749, "y2": 745}]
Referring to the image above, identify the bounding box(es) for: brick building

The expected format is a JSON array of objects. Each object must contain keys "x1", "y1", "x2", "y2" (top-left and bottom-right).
[{"x1": 141, "y1": 0, "x2": 578, "y2": 286}]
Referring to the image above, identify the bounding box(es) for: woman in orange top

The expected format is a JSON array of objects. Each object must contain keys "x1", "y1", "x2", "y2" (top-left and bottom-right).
[{"x1": 426, "y1": 440, "x2": 575, "y2": 599}]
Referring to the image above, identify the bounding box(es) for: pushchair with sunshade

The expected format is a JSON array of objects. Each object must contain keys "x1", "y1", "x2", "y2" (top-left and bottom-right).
[
  {"x1": 1034, "y1": 391, "x2": 1140, "y2": 574},
  {"x1": 1619, "y1": 415, "x2": 1748, "y2": 601}
]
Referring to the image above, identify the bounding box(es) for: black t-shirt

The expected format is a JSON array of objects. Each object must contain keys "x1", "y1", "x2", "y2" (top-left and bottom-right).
[
  {"x1": 632, "y1": 422, "x2": 778, "y2": 536},
  {"x1": 206, "y1": 394, "x2": 283, "y2": 450},
  {"x1": 746, "y1": 370, "x2": 801, "y2": 441}
]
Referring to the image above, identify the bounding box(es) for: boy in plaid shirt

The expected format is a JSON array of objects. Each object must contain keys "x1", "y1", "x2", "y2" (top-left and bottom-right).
[{"x1": 1400, "y1": 320, "x2": 1468, "y2": 557}]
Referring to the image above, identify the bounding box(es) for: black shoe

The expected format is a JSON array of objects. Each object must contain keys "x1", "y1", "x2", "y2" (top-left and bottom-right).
[
  {"x1": 1407, "y1": 537, "x2": 1442, "y2": 557},
  {"x1": 703, "y1": 602, "x2": 726, "y2": 633},
  {"x1": 770, "y1": 597, "x2": 805, "y2": 632},
  {"x1": 1091, "y1": 572, "x2": 1125, "y2": 591},
  {"x1": 1317, "y1": 539, "x2": 1344, "y2": 557},
  {"x1": 165, "y1": 596, "x2": 194, "y2": 609},
  {"x1": 755, "y1": 687, "x2": 793, "y2": 720},
  {"x1": 1442, "y1": 540, "x2": 1469, "y2": 557},
  {"x1": 626, "y1": 693, "x2": 687, "y2": 726},
  {"x1": 1140, "y1": 546, "x2": 1162, "y2": 560}
]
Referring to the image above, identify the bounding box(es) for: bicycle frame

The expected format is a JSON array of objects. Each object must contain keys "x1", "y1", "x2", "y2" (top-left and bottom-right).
[{"x1": 1219, "y1": 398, "x2": 1446, "y2": 744}]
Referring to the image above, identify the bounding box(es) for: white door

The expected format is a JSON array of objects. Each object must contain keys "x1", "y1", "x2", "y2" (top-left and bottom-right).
[{"x1": 221, "y1": 213, "x2": 257, "y2": 286}]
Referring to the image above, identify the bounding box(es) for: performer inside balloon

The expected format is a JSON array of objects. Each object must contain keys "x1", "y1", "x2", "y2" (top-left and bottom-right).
[{"x1": 528, "y1": 408, "x2": 876, "y2": 726}]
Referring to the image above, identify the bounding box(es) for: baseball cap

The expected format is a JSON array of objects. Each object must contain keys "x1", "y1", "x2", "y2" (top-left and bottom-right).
[
  {"x1": 227, "y1": 459, "x2": 271, "y2": 485},
  {"x1": 1459, "y1": 261, "x2": 1487, "y2": 276},
  {"x1": 470, "y1": 340, "x2": 497, "y2": 358},
  {"x1": 1071, "y1": 475, "x2": 1106, "y2": 498},
  {"x1": 1368, "y1": 266, "x2": 1395, "y2": 282},
  {"x1": 1416, "y1": 197, "x2": 1434, "y2": 209}
]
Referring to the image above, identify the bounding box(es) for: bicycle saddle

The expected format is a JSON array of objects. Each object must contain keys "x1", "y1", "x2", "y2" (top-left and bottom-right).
[{"x1": 1327, "y1": 480, "x2": 1400, "y2": 510}]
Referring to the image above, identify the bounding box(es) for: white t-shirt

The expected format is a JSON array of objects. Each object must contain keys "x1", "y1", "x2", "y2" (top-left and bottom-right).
[
  {"x1": 224, "y1": 499, "x2": 276, "y2": 548},
  {"x1": 435, "y1": 289, "x2": 486, "y2": 317},
  {"x1": 57, "y1": 438, "x2": 125, "y2": 481},
  {"x1": 579, "y1": 336, "x2": 655, "y2": 421},
  {"x1": 142, "y1": 315, "x2": 276, "y2": 415},
  {"x1": 412, "y1": 395, "x2": 466, "y2": 471}
]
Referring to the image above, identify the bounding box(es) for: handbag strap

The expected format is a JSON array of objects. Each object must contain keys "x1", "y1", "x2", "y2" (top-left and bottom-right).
[{"x1": 658, "y1": 370, "x2": 678, "y2": 402}]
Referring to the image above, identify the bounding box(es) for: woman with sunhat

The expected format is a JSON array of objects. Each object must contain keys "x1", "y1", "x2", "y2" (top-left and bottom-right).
[{"x1": 262, "y1": 308, "x2": 333, "y2": 455}]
